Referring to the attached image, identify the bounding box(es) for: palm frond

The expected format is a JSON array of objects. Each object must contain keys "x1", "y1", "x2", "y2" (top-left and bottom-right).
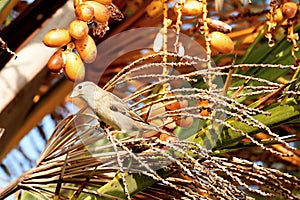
[{"x1": 1, "y1": 48, "x2": 299, "y2": 199}]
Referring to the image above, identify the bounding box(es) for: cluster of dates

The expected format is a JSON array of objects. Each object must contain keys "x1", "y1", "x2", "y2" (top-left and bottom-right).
[
  {"x1": 272, "y1": 2, "x2": 298, "y2": 23},
  {"x1": 146, "y1": 0, "x2": 234, "y2": 54},
  {"x1": 142, "y1": 93, "x2": 211, "y2": 141},
  {"x1": 177, "y1": 0, "x2": 234, "y2": 54},
  {"x1": 43, "y1": 0, "x2": 123, "y2": 81}
]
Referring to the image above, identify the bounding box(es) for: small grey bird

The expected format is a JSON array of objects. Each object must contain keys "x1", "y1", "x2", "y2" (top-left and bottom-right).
[{"x1": 70, "y1": 81, "x2": 159, "y2": 136}]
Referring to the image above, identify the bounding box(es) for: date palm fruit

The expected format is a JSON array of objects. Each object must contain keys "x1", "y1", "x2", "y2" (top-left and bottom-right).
[
  {"x1": 47, "y1": 49, "x2": 66, "y2": 73},
  {"x1": 180, "y1": 0, "x2": 203, "y2": 16},
  {"x1": 75, "y1": 3, "x2": 94, "y2": 22},
  {"x1": 164, "y1": 94, "x2": 188, "y2": 110},
  {"x1": 159, "y1": 133, "x2": 176, "y2": 142},
  {"x1": 175, "y1": 111, "x2": 194, "y2": 128},
  {"x1": 210, "y1": 31, "x2": 234, "y2": 54},
  {"x1": 64, "y1": 51, "x2": 85, "y2": 81},
  {"x1": 282, "y1": 2, "x2": 298, "y2": 19},
  {"x1": 84, "y1": 1, "x2": 110, "y2": 23},
  {"x1": 198, "y1": 99, "x2": 210, "y2": 116},
  {"x1": 146, "y1": 0, "x2": 163, "y2": 17},
  {"x1": 43, "y1": 29, "x2": 72, "y2": 47},
  {"x1": 75, "y1": 34, "x2": 97, "y2": 63},
  {"x1": 69, "y1": 20, "x2": 89, "y2": 40}
]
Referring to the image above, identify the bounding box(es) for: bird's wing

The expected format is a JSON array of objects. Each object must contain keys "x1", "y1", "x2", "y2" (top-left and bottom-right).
[{"x1": 109, "y1": 93, "x2": 147, "y2": 124}]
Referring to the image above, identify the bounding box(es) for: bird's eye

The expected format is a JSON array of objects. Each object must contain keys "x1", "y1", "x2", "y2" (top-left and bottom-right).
[{"x1": 78, "y1": 85, "x2": 82, "y2": 90}]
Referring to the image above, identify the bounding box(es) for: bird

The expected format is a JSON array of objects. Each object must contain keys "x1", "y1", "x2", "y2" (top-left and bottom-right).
[{"x1": 70, "y1": 81, "x2": 160, "y2": 137}]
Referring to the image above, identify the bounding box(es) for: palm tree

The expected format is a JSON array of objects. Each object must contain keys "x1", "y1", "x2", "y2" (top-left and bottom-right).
[{"x1": 0, "y1": 0, "x2": 299, "y2": 199}]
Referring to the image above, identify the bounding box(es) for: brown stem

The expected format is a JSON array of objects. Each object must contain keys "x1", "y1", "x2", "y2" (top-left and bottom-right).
[{"x1": 0, "y1": 175, "x2": 22, "y2": 199}]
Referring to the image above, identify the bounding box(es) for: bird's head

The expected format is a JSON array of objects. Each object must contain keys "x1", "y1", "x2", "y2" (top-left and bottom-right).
[{"x1": 70, "y1": 81, "x2": 99, "y2": 100}]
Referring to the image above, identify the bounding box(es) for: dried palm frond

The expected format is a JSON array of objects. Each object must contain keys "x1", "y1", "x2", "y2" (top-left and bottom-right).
[
  {"x1": 1, "y1": 49, "x2": 299, "y2": 199},
  {"x1": 0, "y1": 115, "x2": 299, "y2": 199},
  {"x1": 0, "y1": 111, "x2": 299, "y2": 199}
]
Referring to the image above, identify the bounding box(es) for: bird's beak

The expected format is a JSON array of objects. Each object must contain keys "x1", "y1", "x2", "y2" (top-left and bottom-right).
[{"x1": 70, "y1": 90, "x2": 79, "y2": 98}]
